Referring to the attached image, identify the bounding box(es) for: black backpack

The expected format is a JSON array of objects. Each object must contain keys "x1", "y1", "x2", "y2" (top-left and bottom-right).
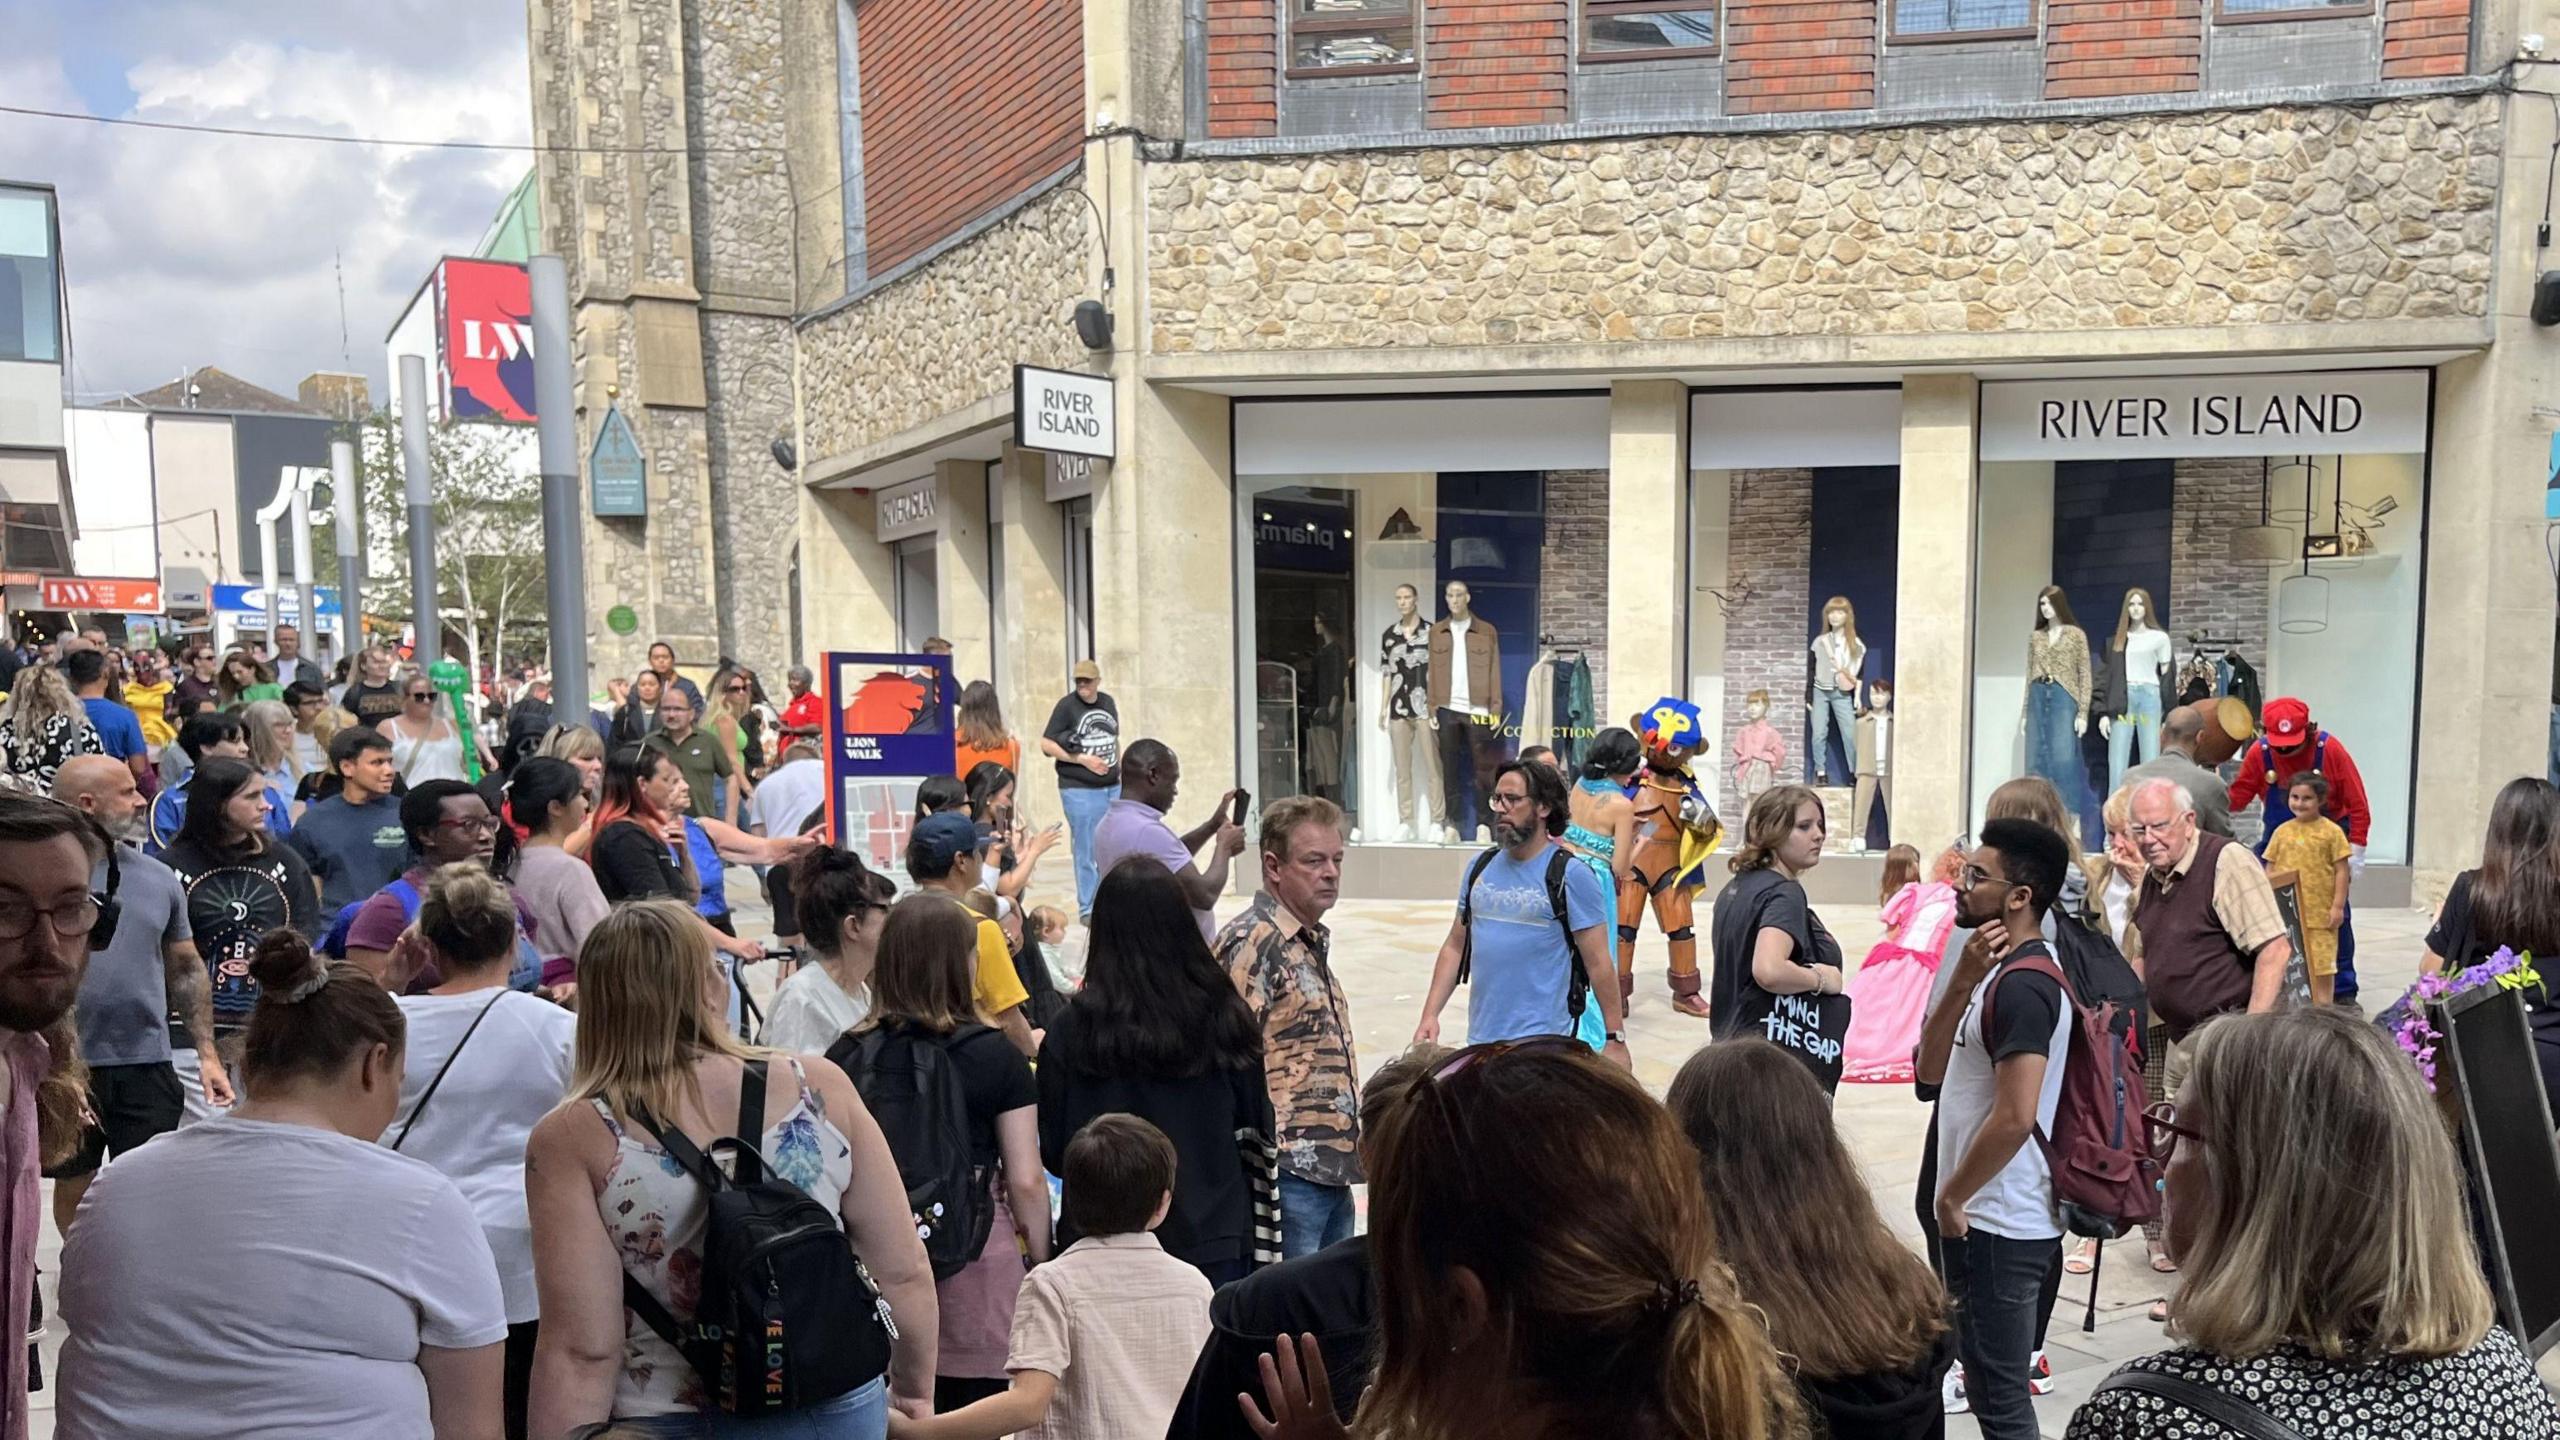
[
  {"x1": 2050, "y1": 912, "x2": 2149, "y2": 1045},
  {"x1": 1455, "y1": 847, "x2": 1588, "y2": 1022},
  {"x1": 620, "y1": 1060, "x2": 896, "y2": 1416},
  {"x1": 830, "y1": 1020, "x2": 999, "y2": 1281}
]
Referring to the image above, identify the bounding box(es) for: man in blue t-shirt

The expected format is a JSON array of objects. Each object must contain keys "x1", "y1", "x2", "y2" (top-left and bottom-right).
[
  {"x1": 1414, "y1": 759, "x2": 1628, "y2": 1069},
  {"x1": 67, "y1": 649, "x2": 149, "y2": 789}
]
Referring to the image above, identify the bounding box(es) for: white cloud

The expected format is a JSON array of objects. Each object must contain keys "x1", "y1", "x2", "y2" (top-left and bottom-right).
[{"x1": 0, "y1": 4, "x2": 530, "y2": 407}]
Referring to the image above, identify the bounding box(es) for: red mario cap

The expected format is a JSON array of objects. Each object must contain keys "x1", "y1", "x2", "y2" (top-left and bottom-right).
[{"x1": 2262, "y1": 697, "x2": 2311, "y2": 749}]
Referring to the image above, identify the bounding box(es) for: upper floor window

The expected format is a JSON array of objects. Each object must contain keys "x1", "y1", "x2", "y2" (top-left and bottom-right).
[
  {"x1": 1888, "y1": 0, "x2": 2037, "y2": 41},
  {"x1": 0, "y1": 187, "x2": 61, "y2": 366},
  {"x1": 1585, "y1": 1, "x2": 1719, "y2": 61},
  {"x1": 2214, "y1": 0, "x2": 2370, "y2": 19},
  {"x1": 1289, "y1": 0, "x2": 1418, "y2": 77}
]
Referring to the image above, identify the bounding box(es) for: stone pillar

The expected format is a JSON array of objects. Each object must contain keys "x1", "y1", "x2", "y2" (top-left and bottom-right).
[
  {"x1": 797, "y1": 485, "x2": 898, "y2": 655},
  {"x1": 1605, "y1": 379, "x2": 1688, "y2": 729},
  {"x1": 995, "y1": 446, "x2": 1074, "y2": 829},
  {"x1": 932, "y1": 458, "x2": 996, "y2": 686},
  {"x1": 1894, "y1": 375, "x2": 1980, "y2": 850}
]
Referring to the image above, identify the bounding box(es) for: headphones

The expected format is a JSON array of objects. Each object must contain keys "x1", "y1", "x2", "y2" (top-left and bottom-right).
[{"x1": 88, "y1": 820, "x2": 122, "y2": 952}]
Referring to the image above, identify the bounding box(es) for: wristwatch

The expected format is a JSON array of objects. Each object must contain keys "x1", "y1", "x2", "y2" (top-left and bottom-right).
[{"x1": 1604, "y1": 1029, "x2": 1627, "y2": 1044}]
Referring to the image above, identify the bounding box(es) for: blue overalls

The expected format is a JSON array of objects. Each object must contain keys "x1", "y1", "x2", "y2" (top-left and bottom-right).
[{"x1": 2247, "y1": 733, "x2": 2356, "y2": 1002}]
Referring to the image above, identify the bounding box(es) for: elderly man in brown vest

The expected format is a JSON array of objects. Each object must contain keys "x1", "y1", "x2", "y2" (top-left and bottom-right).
[{"x1": 2127, "y1": 775, "x2": 2297, "y2": 1082}]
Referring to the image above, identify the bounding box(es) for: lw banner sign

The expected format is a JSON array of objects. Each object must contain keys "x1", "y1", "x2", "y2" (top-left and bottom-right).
[
  {"x1": 1980, "y1": 370, "x2": 2429, "y2": 461},
  {"x1": 39, "y1": 577, "x2": 161, "y2": 613},
  {"x1": 1015, "y1": 363, "x2": 1115, "y2": 460}
]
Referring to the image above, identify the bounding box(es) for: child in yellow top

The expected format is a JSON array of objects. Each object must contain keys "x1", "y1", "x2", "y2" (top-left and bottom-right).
[{"x1": 2263, "y1": 773, "x2": 2351, "y2": 1006}]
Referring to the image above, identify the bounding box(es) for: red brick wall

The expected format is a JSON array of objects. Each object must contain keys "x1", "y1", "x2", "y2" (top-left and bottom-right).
[
  {"x1": 1724, "y1": 0, "x2": 1877, "y2": 115},
  {"x1": 859, "y1": 0, "x2": 1085, "y2": 274},
  {"x1": 2382, "y1": 0, "x2": 2471, "y2": 78},
  {"x1": 1207, "y1": 0, "x2": 1280, "y2": 136},
  {"x1": 1425, "y1": 0, "x2": 1570, "y2": 128},
  {"x1": 2045, "y1": 0, "x2": 2200, "y2": 100}
]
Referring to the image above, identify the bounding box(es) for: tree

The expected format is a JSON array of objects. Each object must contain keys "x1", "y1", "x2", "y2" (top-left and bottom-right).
[{"x1": 315, "y1": 410, "x2": 546, "y2": 680}]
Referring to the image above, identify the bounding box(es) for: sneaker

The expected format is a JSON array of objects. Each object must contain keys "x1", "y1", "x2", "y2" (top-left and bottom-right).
[
  {"x1": 2029, "y1": 1349, "x2": 2056, "y2": 1396},
  {"x1": 1942, "y1": 1364, "x2": 1968, "y2": 1414}
]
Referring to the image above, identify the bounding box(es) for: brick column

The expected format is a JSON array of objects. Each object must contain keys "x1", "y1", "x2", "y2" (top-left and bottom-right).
[
  {"x1": 2382, "y1": 0, "x2": 2471, "y2": 79},
  {"x1": 1206, "y1": 0, "x2": 1279, "y2": 137},
  {"x1": 2045, "y1": 0, "x2": 2201, "y2": 101},
  {"x1": 1425, "y1": 0, "x2": 1570, "y2": 129},
  {"x1": 1723, "y1": 0, "x2": 1876, "y2": 116}
]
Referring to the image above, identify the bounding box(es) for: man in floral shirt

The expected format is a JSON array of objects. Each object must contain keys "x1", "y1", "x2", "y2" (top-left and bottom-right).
[{"x1": 1214, "y1": 795, "x2": 1358, "y2": 1258}]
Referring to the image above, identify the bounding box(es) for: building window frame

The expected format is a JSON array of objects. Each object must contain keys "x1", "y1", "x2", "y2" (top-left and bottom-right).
[
  {"x1": 1285, "y1": 0, "x2": 1421, "y2": 80},
  {"x1": 1581, "y1": 0, "x2": 1721, "y2": 63},
  {"x1": 2210, "y1": 0, "x2": 2373, "y2": 23},
  {"x1": 1884, "y1": 0, "x2": 2040, "y2": 45}
]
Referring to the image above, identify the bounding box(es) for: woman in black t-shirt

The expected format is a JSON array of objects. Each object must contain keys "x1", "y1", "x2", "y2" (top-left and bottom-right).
[
  {"x1": 588, "y1": 746, "x2": 762, "y2": 967},
  {"x1": 2422, "y1": 776, "x2": 2560, "y2": 1115},
  {"x1": 160, "y1": 758, "x2": 320, "y2": 1064},
  {"x1": 1709, "y1": 784, "x2": 1846, "y2": 1049},
  {"x1": 340, "y1": 646, "x2": 405, "y2": 731},
  {"x1": 853, "y1": 894, "x2": 1048, "y2": 1413}
]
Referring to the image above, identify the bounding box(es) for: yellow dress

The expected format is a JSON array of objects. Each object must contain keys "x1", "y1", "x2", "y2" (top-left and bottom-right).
[{"x1": 2264, "y1": 816, "x2": 2351, "y2": 977}]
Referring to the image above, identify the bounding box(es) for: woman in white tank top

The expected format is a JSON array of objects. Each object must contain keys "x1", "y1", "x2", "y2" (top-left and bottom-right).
[{"x1": 384, "y1": 678, "x2": 470, "y2": 784}]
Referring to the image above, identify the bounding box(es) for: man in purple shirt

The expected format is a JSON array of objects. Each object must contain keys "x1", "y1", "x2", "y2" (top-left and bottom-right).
[
  {"x1": 1090, "y1": 738, "x2": 1245, "y2": 941},
  {"x1": 0, "y1": 792, "x2": 104, "y2": 1439}
]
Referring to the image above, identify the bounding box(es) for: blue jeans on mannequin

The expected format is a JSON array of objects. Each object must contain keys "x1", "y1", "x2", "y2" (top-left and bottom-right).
[
  {"x1": 2025, "y1": 678, "x2": 2089, "y2": 822},
  {"x1": 1278, "y1": 1173, "x2": 1355, "y2": 1258},
  {"x1": 1059, "y1": 784, "x2": 1119, "y2": 919},
  {"x1": 1807, "y1": 688, "x2": 1856, "y2": 784},
  {"x1": 2106, "y1": 682, "x2": 2163, "y2": 790}
]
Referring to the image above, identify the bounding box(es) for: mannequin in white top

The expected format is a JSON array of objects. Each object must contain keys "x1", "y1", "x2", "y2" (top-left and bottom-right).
[
  {"x1": 1429, "y1": 581, "x2": 1503, "y2": 844},
  {"x1": 2102, "y1": 587, "x2": 2172, "y2": 789},
  {"x1": 1805, "y1": 596, "x2": 1865, "y2": 786}
]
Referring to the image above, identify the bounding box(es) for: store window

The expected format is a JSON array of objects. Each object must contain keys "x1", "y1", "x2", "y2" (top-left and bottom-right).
[
  {"x1": 2215, "y1": 0, "x2": 2368, "y2": 18},
  {"x1": 1062, "y1": 496, "x2": 1095, "y2": 665},
  {"x1": 1888, "y1": 0, "x2": 2037, "y2": 40},
  {"x1": 1288, "y1": 0, "x2": 1419, "y2": 76},
  {"x1": 1971, "y1": 371, "x2": 2428, "y2": 864},
  {"x1": 893, "y1": 537, "x2": 937, "y2": 653},
  {"x1": 1584, "y1": 1, "x2": 1719, "y2": 60},
  {"x1": 0, "y1": 186, "x2": 61, "y2": 364}
]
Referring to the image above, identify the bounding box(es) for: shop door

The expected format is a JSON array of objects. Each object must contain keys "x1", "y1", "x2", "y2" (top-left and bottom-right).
[{"x1": 894, "y1": 537, "x2": 938, "y2": 653}]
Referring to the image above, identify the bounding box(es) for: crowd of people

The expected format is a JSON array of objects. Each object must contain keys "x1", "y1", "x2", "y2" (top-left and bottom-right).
[{"x1": 0, "y1": 632, "x2": 2543, "y2": 1440}]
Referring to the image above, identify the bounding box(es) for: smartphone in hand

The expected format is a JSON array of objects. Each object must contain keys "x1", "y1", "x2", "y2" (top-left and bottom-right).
[{"x1": 1233, "y1": 787, "x2": 1252, "y2": 822}]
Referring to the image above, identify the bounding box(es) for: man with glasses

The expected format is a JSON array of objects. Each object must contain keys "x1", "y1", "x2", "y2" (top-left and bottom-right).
[
  {"x1": 168, "y1": 645, "x2": 222, "y2": 723},
  {"x1": 643, "y1": 687, "x2": 744, "y2": 827},
  {"x1": 1413, "y1": 760, "x2": 1629, "y2": 1070},
  {"x1": 2126, "y1": 774, "x2": 2294, "y2": 1103},
  {"x1": 339, "y1": 780, "x2": 537, "y2": 991},
  {"x1": 2122, "y1": 706, "x2": 2233, "y2": 838},
  {"x1": 0, "y1": 791, "x2": 107, "y2": 1436},
  {"x1": 1916, "y1": 818, "x2": 2074, "y2": 1440},
  {"x1": 1041, "y1": 660, "x2": 1122, "y2": 921}
]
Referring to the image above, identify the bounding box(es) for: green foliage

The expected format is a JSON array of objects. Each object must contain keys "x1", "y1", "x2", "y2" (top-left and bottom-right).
[{"x1": 318, "y1": 411, "x2": 548, "y2": 667}]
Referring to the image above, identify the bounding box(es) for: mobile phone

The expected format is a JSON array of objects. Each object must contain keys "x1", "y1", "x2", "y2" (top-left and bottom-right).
[{"x1": 1234, "y1": 787, "x2": 1252, "y2": 821}]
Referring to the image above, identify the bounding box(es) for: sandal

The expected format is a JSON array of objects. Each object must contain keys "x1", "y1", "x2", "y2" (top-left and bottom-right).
[
  {"x1": 2148, "y1": 1298, "x2": 2170, "y2": 1323},
  {"x1": 2148, "y1": 1243, "x2": 2178, "y2": 1274},
  {"x1": 2064, "y1": 1239, "x2": 2097, "y2": 1275}
]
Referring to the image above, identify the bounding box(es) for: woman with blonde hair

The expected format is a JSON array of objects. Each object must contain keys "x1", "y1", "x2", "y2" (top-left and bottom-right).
[
  {"x1": 2067, "y1": 1007, "x2": 2560, "y2": 1437},
  {"x1": 537, "y1": 723, "x2": 609, "y2": 857},
  {"x1": 240, "y1": 698, "x2": 301, "y2": 821},
  {"x1": 525, "y1": 899, "x2": 938, "y2": 1435},
  {"x1": 951, "y1": 681, "x2": 1019, "y2": 781},
  {"x1": 0, "y1": 663, "x2": 100, "y2": 793},
  {"x1": 1245, "y1": 1039, "x2": 1803, "y2": 1440}
]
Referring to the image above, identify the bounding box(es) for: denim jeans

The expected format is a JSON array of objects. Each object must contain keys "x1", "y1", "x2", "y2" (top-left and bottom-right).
[
  {"x1": 1807, "y1": 688, "x2": 1856, "y2": 784},
  {"x1": 614, "y1": 1377, "x2": 888, "y2": 1438},
  {"x1": 1059, "y1": 784, "x2": 1119, "y2": 918},
  {"x1": 1278, "y1": 1172, "x2": 1355, "y2": 1259},
  {"x1": 2107, "y1": 681, "x2": 2163, "y2": 790},
  {"x1": 1942, "y1": 1230, "x2": 2057, "y2": 1440},
  {"x1": 2025, "y1": 677, "x2": 2088, "y2": 824}
]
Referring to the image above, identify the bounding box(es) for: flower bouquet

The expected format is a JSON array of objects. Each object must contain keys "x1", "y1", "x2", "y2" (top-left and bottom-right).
[{"x1": 2380, "y1": 946, "x2": 2544, "y2": 1092}]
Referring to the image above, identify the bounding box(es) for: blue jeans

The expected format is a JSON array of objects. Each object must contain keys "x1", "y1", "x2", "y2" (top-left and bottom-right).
[
  {"x1": 1942, "y1": 1230, "x2": 2055, "y2": 1440},
  {"x1": 614, "y1": 1377, "x2": 887, "y2": 1438},
  {"x1": 2025, "y1": 677, "x2": 2088, "y2": 825},
  {"x1": 2107, "y1": 682, "x2": 2162, "y2": 791},
  {"x1": 1278, "y1": 1172, "x2": 1355, "y2": 1259},
  {"x1": 1059, "y1": 784, "x2": 1119, "y2": 918},
  {"x1": 1807, "y1": 688, "x2": 1855, "y2": 784}
]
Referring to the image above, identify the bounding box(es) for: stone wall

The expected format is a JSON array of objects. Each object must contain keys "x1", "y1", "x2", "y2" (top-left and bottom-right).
[
  {"x1": 1147, "y1": 96, "x2": 2500, "y2": 354},
  {"x1": 1537, "y1": 468, "x2": 1609, "y2": 741},
  {"x1": 798, "y1": 180, "x2": 1094, "y2": 462},
  {"x1": 1719, "y1": 468, "x2": 1812, "y2": 823},
  {"x1": 703, "y1": 313, "x2": 801, "y2": 672}
]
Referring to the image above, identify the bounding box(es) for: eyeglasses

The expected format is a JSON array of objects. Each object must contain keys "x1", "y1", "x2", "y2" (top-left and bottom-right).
[
  {"x1": 435, "y1": 815, "x2": 502, "y2": 836},
  {"x1": 725, "y1": 683, "x2": 750, "y2": 694},
  {"x1": 2144, "y1": 1101, "x2": 2206, "y2": 1167},
  {"x1": 2127, "y1": 819, "x2": 2186, "y2": 839},
  {"x1": 1960, "y1": 864, "x2": 2010, "y2": 890},
  {"x1": 0, "y1": 894, "x2": 101, "y2": 941},
  {"x1": 1428, "y1": 1033, "x2": 1584, "y2": 1083}
]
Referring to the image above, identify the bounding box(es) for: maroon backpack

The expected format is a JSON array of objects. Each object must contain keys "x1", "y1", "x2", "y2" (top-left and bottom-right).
[{"x1": 1984, "y1": 947, "x2": 2162, "y2": 1240}]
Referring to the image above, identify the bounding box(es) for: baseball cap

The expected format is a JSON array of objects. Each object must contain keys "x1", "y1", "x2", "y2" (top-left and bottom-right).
[
  {"x1": 1073, "y1": 660, "x2": 1101, "y2": 682},
  {"x1": 911, "y1": 812, "x2": 983, "y2": 869},
  {"x1": 2262, "y1": 697, "x2": 2310, "y2": 749}
]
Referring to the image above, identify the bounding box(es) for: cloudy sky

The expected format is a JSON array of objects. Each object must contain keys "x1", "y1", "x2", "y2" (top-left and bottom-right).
[{"x1": 0, "y1": 0, "x2": 531, "y2": 407}]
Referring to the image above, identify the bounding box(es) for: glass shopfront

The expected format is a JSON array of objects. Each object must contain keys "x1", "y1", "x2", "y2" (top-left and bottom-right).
[{"x1": 1969, "y1": 370, "x2": 2430, "y2": 864}]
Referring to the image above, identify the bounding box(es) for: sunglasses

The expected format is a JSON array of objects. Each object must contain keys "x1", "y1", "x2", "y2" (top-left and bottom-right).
[{"x1": 406, "y1": 691, "x2": 435, "y2": 702}]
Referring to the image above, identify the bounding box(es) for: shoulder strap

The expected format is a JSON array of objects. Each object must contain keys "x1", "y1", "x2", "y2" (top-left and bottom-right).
[
  {"x1": 1979, "y1": 948, "x2": 2072, "y2": 1043},
  {"x1": 1543, "y1": 847, "x2": 1575, "y2": 944},
  {"x1": 732, "y1": 1057, "x2": 769, "y2": 1185},
  {"x1": 1454, "y1": 848, "x2": 1502, "y2": 986},
  {"x1": 2093, "y1": 1371, "x2": 2309, "y2": 1440},
  {"x1": 389, "y1": 877, "x2": 422, "y2": 918},
  {"x1": 389, "y1": 992, "x2": 504, "y2": 1151}
]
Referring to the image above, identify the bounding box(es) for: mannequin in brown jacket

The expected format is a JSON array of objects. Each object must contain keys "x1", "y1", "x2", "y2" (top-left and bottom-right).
[{"x1": 1427, "y1": 581, "x2": 1502, "y2": 843}]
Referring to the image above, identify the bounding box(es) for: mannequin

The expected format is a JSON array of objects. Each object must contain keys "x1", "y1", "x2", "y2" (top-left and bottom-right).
[
  {"x1": 1378, "y1": 582, "x2": 1443, "y2": 842},
  {"x1": 1427, "y1": 580, "x2": 1503, "y2": 842},
  {"x1": 2021, "y1": 584, "x2": 2093, "y2": 825},
  {"x1": 1618, "y1": 698, "x2": 1720, "y2": 1018},
  {"x1": 1850, "y1": 679, "x2": 1893, "y2": 855},
  {"x1": 1730, "y1": 689, "x2": 1787, "y2": 806},
  {"x1": 1307, "y1": 612, "x2": 1347, "y2": 805},
  {"x1": 2099, "y1": 587, "x2": 2171, "y2": 790},
  {"x1": 1806, "y1": 596, "x2": 1864, "y2": 785}
]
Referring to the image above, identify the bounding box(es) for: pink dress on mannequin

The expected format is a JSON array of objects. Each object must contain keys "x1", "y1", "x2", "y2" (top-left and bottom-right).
[{"x1": 1840, "y1": 880, "x2": 1957, "y2": 1084}]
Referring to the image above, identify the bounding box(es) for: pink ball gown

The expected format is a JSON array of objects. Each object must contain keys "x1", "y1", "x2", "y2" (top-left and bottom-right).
[{"x1": 1840, "y1": 880, "x2": 1957, "y2": 1084}]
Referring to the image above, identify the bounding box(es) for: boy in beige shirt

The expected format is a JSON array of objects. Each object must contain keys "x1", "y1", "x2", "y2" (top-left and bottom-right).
[{"x1": 890, "y1": 1113, "x2": 1213, "y2": 1440}]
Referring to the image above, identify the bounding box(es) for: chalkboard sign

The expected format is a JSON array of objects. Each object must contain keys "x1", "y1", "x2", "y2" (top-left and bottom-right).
[
  {"x1": 2260, "y1": 868, "x2": 2315, "y2": 1009},
  {"x1": 2435, "y1": 983, "x2": 2560, "y2": 1357}
]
